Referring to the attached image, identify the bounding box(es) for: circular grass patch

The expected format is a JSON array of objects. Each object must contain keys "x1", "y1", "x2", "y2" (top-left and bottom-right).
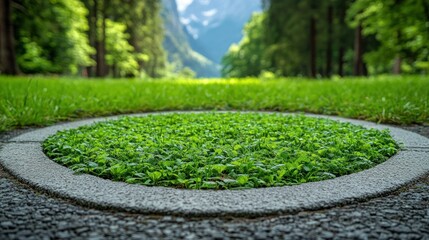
[{"x1": 43, "y1": 113, "x2": 399, "y2": 189}]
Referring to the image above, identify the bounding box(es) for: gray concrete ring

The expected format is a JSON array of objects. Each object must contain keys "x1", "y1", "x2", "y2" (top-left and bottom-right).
[{"x1": 1, "y1": 112, "x2": 428, "y2": 217}]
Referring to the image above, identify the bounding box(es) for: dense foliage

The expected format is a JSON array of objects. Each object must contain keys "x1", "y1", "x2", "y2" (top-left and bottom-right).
[
  {"x1": 348, "y1": 0, "x2": 429, "y2": 74},
  {"x1": 222, "y1": 0, "x2": 429, "y2": 77},
  {"x1": 2, "y1": 0, "x2": 428, "y2": 78},
  {"x1": 222, "y1": 13, "x2": 267, "y2": 78},
  {"x1": 1, "y1": 0, "x2": 166, "y2": 77},
  {"x1": 43, "y1": 113, "x2": 398, "y2": 189},
  {"x1": 13, "y1": 0, "x2": 93, "y2": 74},
  {"x1": 1, "y1": 76, "x2": 428, "y2": 132}
]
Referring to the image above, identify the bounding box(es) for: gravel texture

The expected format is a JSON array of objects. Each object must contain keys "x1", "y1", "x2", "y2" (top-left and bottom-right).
[{"x1": 0, "y1": 121, "x2": 429, "y2": 239}]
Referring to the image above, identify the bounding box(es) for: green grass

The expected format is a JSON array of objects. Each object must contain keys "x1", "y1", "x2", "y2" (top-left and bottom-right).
[
  {"x1": 0, "y1": 75, "x2": 428, "y2": 132},
  {"x1": 42, "y1": 113, "x2": 399, "y2": 189}
]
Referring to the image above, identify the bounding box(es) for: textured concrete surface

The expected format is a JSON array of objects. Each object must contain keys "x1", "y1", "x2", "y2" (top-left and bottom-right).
[
  {"x1": 1, "y1": 112, "x2": 429, "y2": 217},
  {"x1": 2, "y1": 166, "x2": 428, "y2": 239}
]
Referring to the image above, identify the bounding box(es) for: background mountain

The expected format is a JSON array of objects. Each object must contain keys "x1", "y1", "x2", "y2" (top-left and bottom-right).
[
  {"x1": 179, "y1": 0, "x2": 262, "y2": 64},
  {"x1": 162, "y1": 0, "x2": 219, "y2": 77}
]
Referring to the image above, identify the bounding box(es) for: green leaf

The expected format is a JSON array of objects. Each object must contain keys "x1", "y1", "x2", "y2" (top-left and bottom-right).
[{"x1": 237, "y1": 175, "x2": 249, "y2": 185}]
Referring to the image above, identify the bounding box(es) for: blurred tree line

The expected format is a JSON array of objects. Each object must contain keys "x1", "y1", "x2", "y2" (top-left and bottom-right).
[
  {"x1": 0, "y1": 0, "x2": 165, "y2": 78},
  {"x1": 222, "y1": 0, "x2": 429, "y2": 78}
]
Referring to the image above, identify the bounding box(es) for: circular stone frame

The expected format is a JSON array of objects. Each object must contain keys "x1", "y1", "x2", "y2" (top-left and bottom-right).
[{"x1": 1, "y1": 112, "x2": 428, "y2": 217}]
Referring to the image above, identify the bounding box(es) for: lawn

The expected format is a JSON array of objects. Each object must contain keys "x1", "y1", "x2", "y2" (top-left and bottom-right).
[{"x1": 0, "y1": 75, "x2": 428, "y2": 132}]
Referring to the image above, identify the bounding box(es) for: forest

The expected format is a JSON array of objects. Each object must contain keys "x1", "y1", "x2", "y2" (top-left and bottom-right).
[
  {"x1": 0, "y1": 0, "x2": 165, "y2": 78},
  {"x1": 0, "y1": 0, "x2": 428, "y2": 78},
  {"x1": 222, "y1": 0, "x2": 429, "y2": 78}
]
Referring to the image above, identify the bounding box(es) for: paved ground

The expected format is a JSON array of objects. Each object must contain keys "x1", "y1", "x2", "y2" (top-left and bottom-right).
[{"x1": 1, "y1": 125, "x2": 429, "y2": 239}]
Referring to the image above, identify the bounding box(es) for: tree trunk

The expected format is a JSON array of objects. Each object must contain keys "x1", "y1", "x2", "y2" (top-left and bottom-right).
[
  {"x1": 326, "y1": 5, "x2": 333, "y2": 77},
  {"x1": 392, "y1": 30, "x2": 402, "y2": 75},
  {"x1": 423, "y1": 0, "x2": 429, "y2": 25},
  {"x1": 338, "y1": 47, "x2": 344, "y2": 77},
  {"x1": 393, "y1": 56, "x2": 402, "y2": 75},
  {"x1": 0, "y1": 0, "x2": 19, "y2": 75},
  {"x1": 337, "y1": 4, "x2": 346, "y2": 77},
  {"x1": 101, "y1": 3, "x2": 107, "y2": 76},
  {"x1": 95, "y1": 0, "x2": 107, "y2": 77},
  {"x1": 310, "y1": 16, "x2": 317, "y2": 78},
  {"x1": 84, "y1": 0, "x2": 96, "y2": 77},
  {"x1": 353, "y1": 24, "x2": 364, "y2": 76},
  {"x1": 112, "y1": 64, "x2": 118, "y2": 78},
  {"x1": 128, "y1": 0, "x2": 144, "y2": 72}
]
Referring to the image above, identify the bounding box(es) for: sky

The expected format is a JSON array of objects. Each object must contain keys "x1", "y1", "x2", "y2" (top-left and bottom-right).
[{"x1": 176, "y1": 0, "x2": 194, "y2": 12}]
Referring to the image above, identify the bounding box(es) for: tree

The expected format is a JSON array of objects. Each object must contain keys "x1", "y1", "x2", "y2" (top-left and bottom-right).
[
  {"x1": 91, "y1": 0, "x2": 166, "y2": 78},
  {"x1": 262, "y1": 0, "x2": 357, "y2": 77},
  {"x1": 309, "y1": 14, "x2": 317, "y2": 78},
  {"x1": 105, "y1": 19, "x2": 141, "y2": 77},
  {"x1": 137, "y1": 0, "x2": 166, "y2": 77},
  {"x1": 13, "y1": 0, "x2": 94, "y2": 74},
  {"x1": 1, "y1": 0, "x2": 166, "y2": 78},
  {"x1": 264, "y1": 0, "x2": 308, "y2": 76},
  {"x1": 0, "y1": 0, "x2": 19, "y2": 74},
  {"x1": 353, "y1": 23, "x2": 366, "y2": 76},
  {"x1": 107, "y1": 0, "x2": 166, "y2": 77},
  {"x1": 222, "y1": 13, "x2": 267, "y2": 78},
  {"x1": 223, "y1": 0, "x2": 356, "y2": 78},
  {"x1": 334, "y1": 0, "x2": 353, "y2": 77},
  {"x1": 94, "y1": 0, "x2": 107, "y2": 77},
  {"x1": 348, "y1": 0, "x2": 429, "y2": 74},
  {"x1": 325, "y1": 4, "x2": 333, "y2": 77}
]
